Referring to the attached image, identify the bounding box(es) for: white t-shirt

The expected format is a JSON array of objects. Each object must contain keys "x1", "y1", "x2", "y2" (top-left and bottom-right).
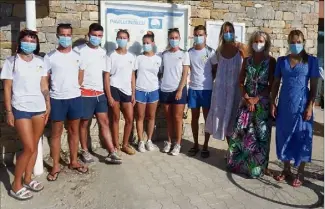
[
  {"x1": 135, "y1": 54, "x2": 162, "y2": 92},
  {"x1": 73, "y1": 44, "x2": 107, "y2": 92},
  {"x1": 160, "y1": 50, "x2": 190, "y2": 92},
  {"x1": 0, "y1": 54, "x2": 47, "y2": 112},
  {"x1": 44, "y1": 49, "x2": 82, "y2": 99},
  {"x1": 188, "y1": 47, "x2": 217, "y2": 90},
  {"x1": 106, "y1": 51, "x2": 136, "y2": 96}
]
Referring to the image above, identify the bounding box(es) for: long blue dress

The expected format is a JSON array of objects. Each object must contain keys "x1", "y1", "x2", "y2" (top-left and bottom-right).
[{"x1": 275, "y1": 55, "x2": 320, "y2": 167}]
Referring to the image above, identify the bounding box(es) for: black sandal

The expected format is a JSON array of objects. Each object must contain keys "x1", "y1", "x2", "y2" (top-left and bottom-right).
[
  {"x1": 187, "y1": 147, "x2": 200, "y2": 156},
  {"x1": 47, "y1": 171, "x2": 61, "y2": 181},
  {"x1": 201, "y1": 149, "x2": 210, "y2": 158},
  {"x1": 69, "y1": 165, "x2": 89, "y2": 174}
]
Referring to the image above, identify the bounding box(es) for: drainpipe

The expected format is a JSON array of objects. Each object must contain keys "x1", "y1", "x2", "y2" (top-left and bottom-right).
[{"x1": 26, "y1": 0, "x2": 44, "y2": 176}]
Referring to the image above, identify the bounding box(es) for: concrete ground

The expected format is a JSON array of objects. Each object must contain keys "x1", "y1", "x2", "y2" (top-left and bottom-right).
[{"x1": 0, "y1": 108, "x2": 324, "y2": 209}]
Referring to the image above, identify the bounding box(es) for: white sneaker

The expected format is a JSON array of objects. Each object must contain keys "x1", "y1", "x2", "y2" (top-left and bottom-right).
[
  {"x1": 138, "y1": 141, "x2": 146, "y2": 153},
  {"x1": 170, "y1": 144, "x2": 181, "y2": 156},
  {"x1": 145, "y1": 140, "x2": 155, "y2": 151},
  {"x1": 163, "y1": 141, "x2": 171, "y2": 153}
]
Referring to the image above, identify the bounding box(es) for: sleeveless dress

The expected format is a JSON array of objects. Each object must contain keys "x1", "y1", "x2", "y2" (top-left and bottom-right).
[
  {"x1": 275, "y1": 55, "x2": 320, "y2": 167},
  {"x1": 227, "y1": 57, "x2": 272, "y2": 177},
  {"x1": 205, "y1": 51, "x2": 242, "y2": 140}
]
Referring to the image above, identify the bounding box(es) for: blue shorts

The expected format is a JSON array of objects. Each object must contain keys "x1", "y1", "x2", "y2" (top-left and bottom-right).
[
  {"x1": 159, "y1": 87, "x2": 187, "y2": 104},
  {"x1": 135, "y1": 89, "x2": 159, "y2": 104},
  {"x1": 188, "y1": 89, "x2": 212, "y2": 109},
  {"x1": 81, "y1": 94, "x2": 108, "y2": 120},
  {"x1": 50, "y1": 96, "x2": 83, "y2": 121},
  {"x1": 12, "y1": 108, "x2": 45, "y2": 120},
  {"x1": 110, "y1": 86, "x2": 131, "y2": 103}
]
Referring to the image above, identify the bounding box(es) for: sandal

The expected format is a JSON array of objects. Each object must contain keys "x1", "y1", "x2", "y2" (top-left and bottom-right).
[
  {"x1": 23, "y1": 180, "x2": 44, "y2": 192},
  {"x1": 292, "y1": 173, "x2": 304, "y2": 187},
  {"x1": 47, "y1": 171, "x2": 61, "y2": 181},
  {"x1": 9, "y1": 187, "x2": 33, "y2": 201},
  {"x1": 121, "y1": 145, "x2": 136, "y2": 155},
  {"x1": 187, "y1": 147, "x2": 199, "y2": 156},
  {"x1": 274, "y1": 170, "x2": 292, "y2": 182},
  {"x1": 69, "y1": 165, "x2": 89, "y2": 174},
  {"x1": 201, "y1": 149, "x2": 210, "y2": 158}
]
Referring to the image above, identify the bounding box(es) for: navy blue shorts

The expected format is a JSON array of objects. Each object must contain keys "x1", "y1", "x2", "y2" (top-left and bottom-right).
[
  {"x1": 187, "y1": 89, "x2": 212, "y2": 109},
  {"x1": 81, "y1": 94, "x2": 108, "y2": 120},
  {"x1": 110, "y1": 86, "x2": 131, "y2": 103},
  {"x1": 159, "y1": 87, "x2": 187, "y2": 104},
  {"x1": 135, "y1": 89, "x2": 159, "y2": 104},
  {"x1": 50, "y1": 96, "x2": 83, "y2": 121},
  {"x1": 13, "y1": 107, "x2": 45, "y2": 120}
]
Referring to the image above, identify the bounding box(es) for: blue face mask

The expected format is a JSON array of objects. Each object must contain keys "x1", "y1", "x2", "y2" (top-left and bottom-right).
[
  {"x1": 223, "y1": 32, "x2": 234, "y2": 42},
  {"x1": 89, "y1": 35, "x2": 102, "y2": 47},
  {"x1": 116, "y1": 38, "x2": 128, "y2": 48},
  {"x1": 58, "y1": 36, "x2": 72, "y2": 48},
  {"x1": 194, "y1": 36, "x2": 205, "y2": 45},
  {"x1": 143, "y1": 44, "x2": 153, "y2": 52},
  {"x1": 169, "y1": 39, "x2": 180, "y2": 48},
  {"x1": 20, "y1": 42, "x2": 36, "y2": 54},
  {"x1": 289, "y1": 43, "x2": 304, "y2": 55}
]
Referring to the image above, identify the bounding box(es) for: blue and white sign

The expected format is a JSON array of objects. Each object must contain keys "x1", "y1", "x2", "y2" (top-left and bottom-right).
[{"x1": 100, "y1": 1, "x2": 191, "y2": 55}]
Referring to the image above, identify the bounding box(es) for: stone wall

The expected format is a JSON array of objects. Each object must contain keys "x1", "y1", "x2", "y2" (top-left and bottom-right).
[{"x1": 0, "y1": 0, "x2": 320, "y2": 159}]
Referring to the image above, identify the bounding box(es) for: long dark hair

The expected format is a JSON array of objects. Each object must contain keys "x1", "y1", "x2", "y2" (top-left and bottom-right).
[
  {"x1": 288, "y1": 29, "x2": 308, "y2": 63},
  {"x1": 16, "y1": 29, "x2": 40, "y2": 55}
]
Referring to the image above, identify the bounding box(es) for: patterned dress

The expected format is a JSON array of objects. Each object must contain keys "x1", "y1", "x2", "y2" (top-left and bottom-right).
[{"x1": 227, "y1": 57, "x2": 271, "y2": 177}]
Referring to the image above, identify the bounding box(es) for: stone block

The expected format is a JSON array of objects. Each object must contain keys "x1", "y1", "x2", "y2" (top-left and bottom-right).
[
  {"x1": 256, "y1": 5, "x2": 275, "y2": 20},
  {"x1": 223, "y1": 13, "x2": 237, "y2": 22},
  {"x1": 81, "y1": 20, "x2": 94, "y2": 28},
  {"x1": 86, "y1": 5, "x2": 99, "y2": 11},
  {"x1": 40, "y1": 43, "x2": 56, "y2": 54},
  {"x1": 273, "y1": 40, "x2": 283, "y2": 48},
  {"x1": 241, "y1": 1, "x2": 254, "y2": 7},
  {"x1": 191, "y1": 6, "x2": 198, "y2": 18},
  {"x1": 294, "y1": 12, "x2": 302, "y2": 20},
  {"x1": 246, "y1": 27, "x2": 258, "y2": 34},
  {"x1": 213, "y1": 3, "x2": 229, "y2": 9},
  {"x1": 197, "y1": 8, "x2": 210, "y2": 19},
  {"x1": 298, "y1": 4, "x2": 311, "y2": 13},
  {"x1": 45, "y1": 33, "x2": 58, "y2": 44},
  {"x1": 89, "y1": 12, "x2": 99, "y2": 21},
  {"x1": 253, "y1": 19, "x2": 263, "y2": 27},
  {"x1": 302, "y1": 13, "x2": 319, "y2": 25},
  {"x1": 56, "y1": 13, "x2": 81, "y2": 20},
  {"x1": 269, "y1": 20, "x2": 285, "y2": 28},
  {"x1": 56, "y1": 19, "x2": 81, "y2": 28},
  {"x1": 12, "y1": 4, "x2": 25, "y2": 18},
  {"x1": 0, "y1": 31, "x2": 8, "y2": 42},
  {"x1": 210, "y1": 9, "x2": 227, "y2": 20},
  {"x1": 246, "y1": 7, "x2": 257, "y2": 19},
  {"x1": 274, "y1": 11, "x2": 283, "y2": 20},
  {"x1": 261, "y1": 27, "x2": 273, "y2": 34},
  {"x1": 82, "y1": 12, "x2": 90, "y2": 20},
  {"x1": 0, "y1": 49, "x2": 12, "y2": 60},
  {"x1": 291, "y1": 20, "x2": 303, "y2": 28},
  {"x1": 0, "y1": 3, "x2": 13, "y2": 17},
  {"x1": 279, "y1": 2, "x2": 297, "y2": 12},
  {"x1": 0, "y1": 42, "x2": 13, "y2": 49},
  {"x1": 228, "y1": 3, "x2": 245, "y2": 13},
  {"x1": 279, "y1": 47, "x2": 287, "y2": 56},
  {"x1": 283, "y1": 12, "x2": 294, "y2": 20},
  {"x1": 199, "y1": 1, "x2": 213, "y2": 7},
  {"x1": 65, "y1": 3, "x2": 87, "y2": 12},
  {"x1": 307, "y1": 31, "x2": 318, "y2": 39},
  {"x1": 38, "y1": 32, "x2": 46, "y2": 43},
  {"x1": 73, "y1": 28, "x2": 88, "y2": 35},
  {"x1": 191, "y1": 18, "x2": 205, "y2": 26},
  {"x1": 38, "y1": 26, "x2": 57, "y2": 33},
  {"x1": 305, "y1": 39, "x2": 314, "y2": 48},
  {"x1": 42, "y1": 18, "x2": 56, "y2": 27}
]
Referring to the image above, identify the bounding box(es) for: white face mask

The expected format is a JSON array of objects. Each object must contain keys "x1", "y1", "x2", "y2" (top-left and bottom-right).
[{"x1": 252, "y1": 43, "x2": 265, "y2": 52}]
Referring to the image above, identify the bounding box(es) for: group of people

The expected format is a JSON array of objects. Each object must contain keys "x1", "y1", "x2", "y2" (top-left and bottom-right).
[{"x1": 1, "y1": 21, "x2": 320, "y2": 201}]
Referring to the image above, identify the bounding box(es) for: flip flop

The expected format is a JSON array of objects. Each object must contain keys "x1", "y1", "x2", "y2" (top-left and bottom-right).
[
  {"x1": 69, "y1": 165, "x2": 89, "y2": 174},
  {"x1": 200, "y1": 150, "x2": 210, "y2": 158},
  {"x1": 47, "y1": 171, "x2": 61, "y2": 181},
  {"x1": 23, "y1": 180, "x2": 44, "y2": 192},
  {"x1": 9, "y1": 187, "x2": 33, "y2": 201},
  {"x1": 187, "y1": 147, "x2": 200, "y2": 156}
]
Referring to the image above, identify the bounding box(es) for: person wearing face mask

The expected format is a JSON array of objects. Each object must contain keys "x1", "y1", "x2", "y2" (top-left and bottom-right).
[
  {"x1": 44, "y1": 23, "x2": 88, "y2": 182},
  {"x1": 205, "y1": 22, "x2": 246, "y2": 155},
  {"x1": 187, "y1": 25, "x2": 217, "y2": 158},
  {"x1": 226, "y1": 31, "x2": 276, "y2": 178},
  {"x1": 271, "y1": 30, "x2": 321, "y2": 187},
  {"x1": 73, "y1": 23, "x2": 121, "y2": 164},
  {"x1": 104, "y1": 29, "x2": 136, "y2": 155},
  {"x1": 134, "y1": 32, "x2": 162, "y2": 153},
  {"x1": 1, "y1": 29, "x2": 49, "y2": 200},
  {"x1": 160, "y1": 28, "x2": 190, "y2": 156}
]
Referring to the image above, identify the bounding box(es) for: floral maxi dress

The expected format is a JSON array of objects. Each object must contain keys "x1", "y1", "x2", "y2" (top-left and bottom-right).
[{"x1": 227, "y1": 57, "x2": 271, "y2": 177}]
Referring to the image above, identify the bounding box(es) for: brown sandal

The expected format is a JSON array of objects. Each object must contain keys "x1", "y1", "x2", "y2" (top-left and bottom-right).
[
  {"x1": 292, "y1": 173, "x2": 304, "y2": 187},
  {"x1": 274, "y1": 170, "x2": 292, "y2": 182}
]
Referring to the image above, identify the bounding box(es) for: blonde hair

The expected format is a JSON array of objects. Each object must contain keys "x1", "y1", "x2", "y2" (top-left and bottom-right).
[
  {"x1": 248, "y1": 31, "x2": 271, "y2": 56},
  {"x1": 217, "y1": 21, "x2": 235, "y2": 52}
]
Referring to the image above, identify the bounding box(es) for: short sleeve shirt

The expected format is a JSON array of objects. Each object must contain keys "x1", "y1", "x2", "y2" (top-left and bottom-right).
[{"x1": 0, "y1": 54, "x2": 47, "y2": 112}]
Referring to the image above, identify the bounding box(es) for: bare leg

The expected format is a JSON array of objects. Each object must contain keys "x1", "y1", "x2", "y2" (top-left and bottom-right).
[
  {"x1": 190, "y1": 108, "x2": 200, "y2": 149},
  {"x1": 24, "y1": 114, "x2": 46, "y2": 184},
  {"x1": 12, "y1": 119, "x2": 34, "y2": 192},
  {"x1": 96, "y1": 112, "x2": 115, "y2": 153},
  {"x1": 202, "y1": 108, "x2": 210, "y2": 150},
  {"x1": 274, "y1": 160, "x2": 292, "y2": 181},
  {"x1": 111, "y1": 103, "x2": 121, "y2": 150},
  {"x1": 67, "y1": 119, "x2": 85, "y2": 170},
  {"x1": 79, "y1": 119, "x2": 89, "y2": 151},
  {"x1": 173, "y1": 104, "x2": 185, "y2": 145},
  {"x1": 163, "y1": 104, "x2": 174, "y2": 143},
  {"x1": 49, "y1": 121, "x2": 64, "y2": 180},
  {"x1": 120, "y1": 102, "x2": 134, "y2": 148},
  {"x1": 136, "y1": 103, "x2": 146, "y2": 142},
  {"x1": 145, "y1": 102, "x2": 158, "y2": 140}
]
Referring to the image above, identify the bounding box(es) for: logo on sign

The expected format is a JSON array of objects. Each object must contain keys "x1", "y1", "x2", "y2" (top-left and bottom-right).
[{"x1": 148, "y1": 18, "x2": 162, "y2": 29}]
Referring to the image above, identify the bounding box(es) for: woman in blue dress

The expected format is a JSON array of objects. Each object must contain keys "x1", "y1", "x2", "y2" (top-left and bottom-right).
[{"x1": 271, "y1": 30, "x2": 321, "y2": 187}]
